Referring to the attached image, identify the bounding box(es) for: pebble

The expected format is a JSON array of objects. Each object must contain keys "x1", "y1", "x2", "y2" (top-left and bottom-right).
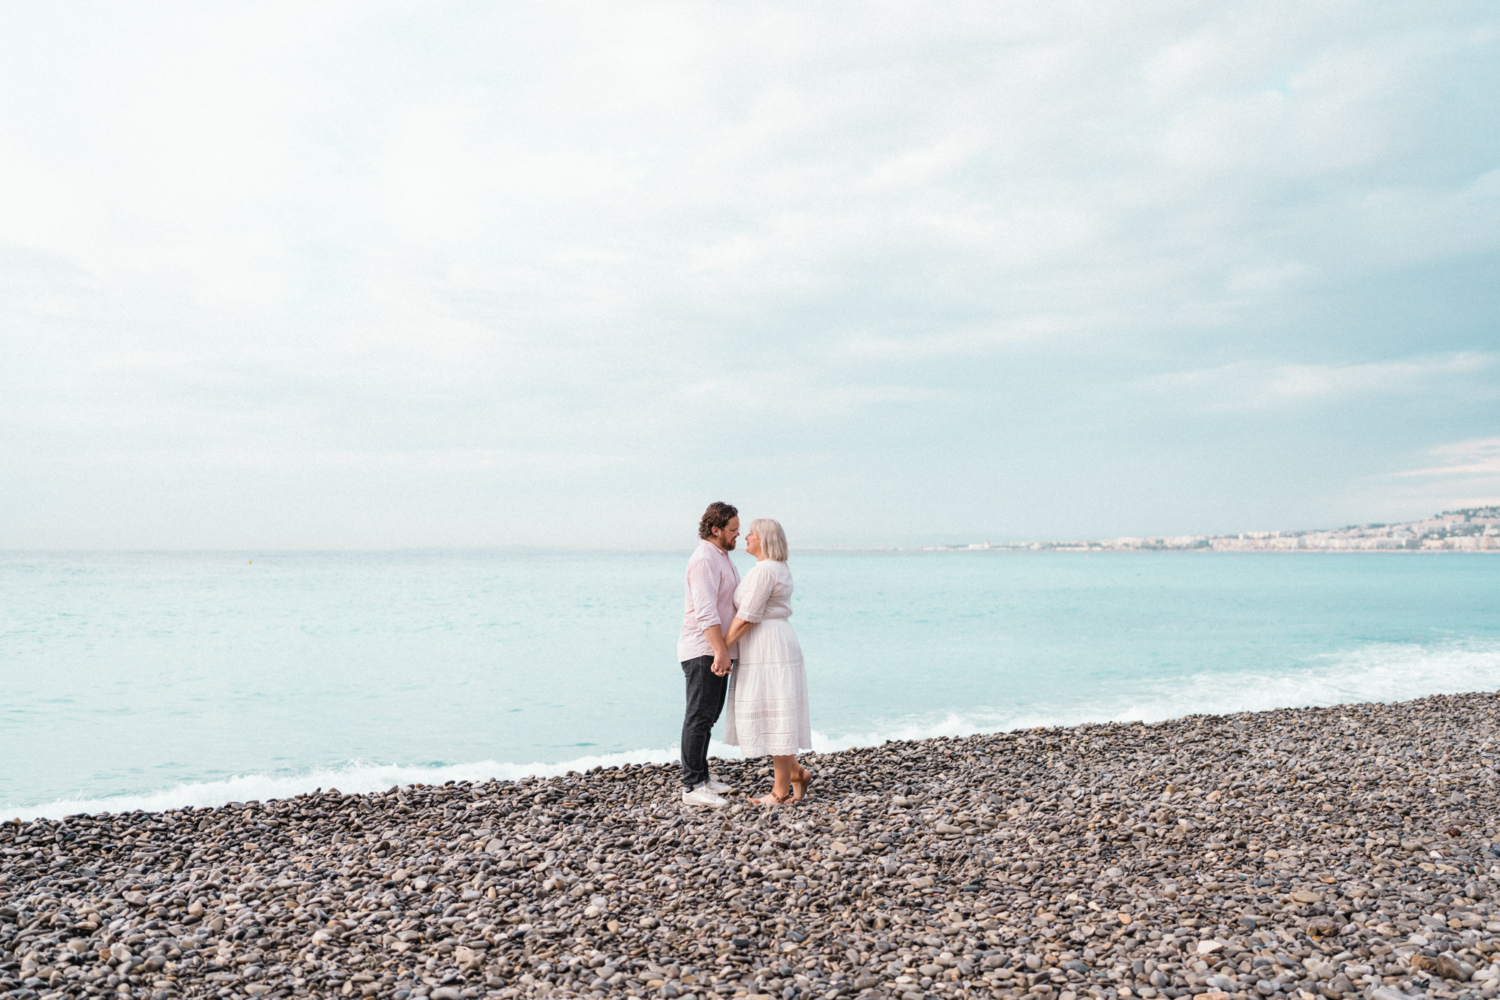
[{"x1": 2, "y1": 691, "x2": 1499, "y2": 1000}]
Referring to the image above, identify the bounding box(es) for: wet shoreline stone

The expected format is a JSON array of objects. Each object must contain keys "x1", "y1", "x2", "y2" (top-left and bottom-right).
[{"x1": 3, "y1": 691, "x2": 1499, "y2": 1000}]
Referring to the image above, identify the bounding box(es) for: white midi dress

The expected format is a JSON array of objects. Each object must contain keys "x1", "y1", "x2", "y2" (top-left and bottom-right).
[{"x1": 723, "y1": 559, "x2": 812, "y2": 758}]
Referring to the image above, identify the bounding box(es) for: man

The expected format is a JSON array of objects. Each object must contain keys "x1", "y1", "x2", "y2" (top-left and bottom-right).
[{"x1": 678, "y1": 501, "x2": 742, "y2": 807}]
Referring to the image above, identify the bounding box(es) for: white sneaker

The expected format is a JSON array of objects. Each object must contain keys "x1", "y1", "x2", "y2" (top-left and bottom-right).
[
  {"x1": 705, "y1": 773, "x2": 736, "y2": 794},
  {"x1": 681, "y1": 786, "x2": 728, "y2": 808}
]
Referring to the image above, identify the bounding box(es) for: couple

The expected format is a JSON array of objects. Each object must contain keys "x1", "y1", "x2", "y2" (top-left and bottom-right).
[{"x1": 677, "y1": 501, "x2": 813, "y2": 809}]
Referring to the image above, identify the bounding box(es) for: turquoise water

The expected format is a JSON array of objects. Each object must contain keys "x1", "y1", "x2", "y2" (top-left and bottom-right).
[{"x1": 2, "y1": 549, "x2": 1498, "y2": 818}]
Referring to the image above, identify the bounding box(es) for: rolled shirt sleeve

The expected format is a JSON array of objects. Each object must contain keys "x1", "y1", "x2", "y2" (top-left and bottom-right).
[{"x1": 687, "y1": 560, "x2": 722, "y2": 631}]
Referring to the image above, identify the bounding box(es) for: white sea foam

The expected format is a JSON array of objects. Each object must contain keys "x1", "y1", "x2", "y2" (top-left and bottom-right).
[
  {"x1": 3, "y1": 745, "x2": 705, "y2": 822},
  {"x1": 8, "y1": 639, "x2": 1498, "y2": 821},
  {"x1": 815, "y1": 638, "x2": 1500, "y2": 746}
]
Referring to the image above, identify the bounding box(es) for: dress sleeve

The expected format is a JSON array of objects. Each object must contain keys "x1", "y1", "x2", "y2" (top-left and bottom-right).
[{"x1": 736, "y1": 565, "x2": 775, "y2": 624}]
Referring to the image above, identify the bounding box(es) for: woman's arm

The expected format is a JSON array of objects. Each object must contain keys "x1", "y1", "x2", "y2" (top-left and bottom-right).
[
  {"x1": 727, "y1": 566, "x2": 773, "y2": 649},
  {"x1": 724, "y1": 616, "x2": 755, "y2": 648}
]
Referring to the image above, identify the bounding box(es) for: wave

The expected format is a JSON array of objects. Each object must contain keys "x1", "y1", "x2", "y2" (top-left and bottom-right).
[
  {"x1": 3, "y1": 745, "x2": 707, "y2": 823},
  {"x1": 813, "y1": 637, "x2": 1500, "y2": 747},
  {"x1": 8, "y1": 639, "x2": 1498, "y2": 821},
  {"x1": 1098, "y1": 635, "x2": 1500, "y2": 724}
]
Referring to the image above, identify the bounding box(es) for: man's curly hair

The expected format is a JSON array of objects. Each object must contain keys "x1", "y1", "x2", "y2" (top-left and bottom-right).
[{"x1": 698, "y1": 501, "x2": 739, "y2": 540}]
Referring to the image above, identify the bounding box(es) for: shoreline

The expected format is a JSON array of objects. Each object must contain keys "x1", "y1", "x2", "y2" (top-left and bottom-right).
[{"x1": 3, "y1": 693, "x2": 1499, "y2": 1000}]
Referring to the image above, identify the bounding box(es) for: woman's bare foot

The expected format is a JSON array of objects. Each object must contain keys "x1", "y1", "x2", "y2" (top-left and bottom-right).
[{"x1": 789, "y1": 766, "x2": 815, "y2": 803}]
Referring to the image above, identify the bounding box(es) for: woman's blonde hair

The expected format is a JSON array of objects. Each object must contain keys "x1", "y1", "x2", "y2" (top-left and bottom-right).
[{"x1": 748, "y1": 518, "x2": 788, "y2": 561}]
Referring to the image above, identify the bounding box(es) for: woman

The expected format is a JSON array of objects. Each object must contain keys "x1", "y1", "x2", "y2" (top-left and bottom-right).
[{"x1": 722, "y1": 518, "x2": 814, "y2": 805}]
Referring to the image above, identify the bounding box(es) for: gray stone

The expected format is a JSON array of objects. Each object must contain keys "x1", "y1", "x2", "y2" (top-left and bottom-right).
[{"x1": 3, "y1": 693, "x2": 1499, "y2": 1000}]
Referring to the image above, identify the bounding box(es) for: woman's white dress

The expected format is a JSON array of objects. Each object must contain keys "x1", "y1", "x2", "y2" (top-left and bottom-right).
[{"x1": 723, "y1": 560, "x2": 812, "y2": 757}]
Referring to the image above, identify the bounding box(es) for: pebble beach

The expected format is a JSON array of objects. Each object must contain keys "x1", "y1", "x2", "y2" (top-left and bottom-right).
[{"x1": 4, "y1": 692, "x2": 1499, "y2": 1000}]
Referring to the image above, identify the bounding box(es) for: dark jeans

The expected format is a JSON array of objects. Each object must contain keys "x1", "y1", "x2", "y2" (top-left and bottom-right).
[{"x1": 681, "y1": 654, "x2": 729, "y2": 790}]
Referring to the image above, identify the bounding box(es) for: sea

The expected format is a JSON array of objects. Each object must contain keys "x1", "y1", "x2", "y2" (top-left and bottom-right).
[{"x1": 3, "y1": 549, "x2": 1498, "y2": 821}]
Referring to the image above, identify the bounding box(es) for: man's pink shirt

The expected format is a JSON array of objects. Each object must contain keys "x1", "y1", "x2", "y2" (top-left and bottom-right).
[{"x1": 677, "y1": 539, "x2": 741, "y2": 662}]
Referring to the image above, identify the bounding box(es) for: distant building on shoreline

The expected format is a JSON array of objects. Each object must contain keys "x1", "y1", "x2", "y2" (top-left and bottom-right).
[{"x1": 926, "y1": 506, "x2": 1500, "y2": 553}]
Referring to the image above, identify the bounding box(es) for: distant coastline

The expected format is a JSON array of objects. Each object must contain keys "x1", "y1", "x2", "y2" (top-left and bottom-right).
[{"x1": 916, "y1": 506, "x2": 1500, "y2": 553}]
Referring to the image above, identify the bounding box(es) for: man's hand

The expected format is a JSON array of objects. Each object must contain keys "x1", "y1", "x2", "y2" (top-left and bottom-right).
[{"x1": 711, "y1": 653, "x2": 732, "y2": 676}]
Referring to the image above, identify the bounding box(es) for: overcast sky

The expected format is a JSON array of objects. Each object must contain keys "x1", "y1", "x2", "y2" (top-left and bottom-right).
[{"x1": 2, "y1": 2, "x2": 1497, "y2": 549}]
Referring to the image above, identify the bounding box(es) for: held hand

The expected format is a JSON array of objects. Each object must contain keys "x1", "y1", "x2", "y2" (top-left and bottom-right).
[{"x1": 711, "y1": 654, "x2": 731, "y2": 676}]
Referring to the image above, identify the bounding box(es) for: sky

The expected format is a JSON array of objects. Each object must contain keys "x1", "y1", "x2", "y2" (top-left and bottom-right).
[{"x1": 1, "y1": 2, "x2": 1498, "y2": 549}]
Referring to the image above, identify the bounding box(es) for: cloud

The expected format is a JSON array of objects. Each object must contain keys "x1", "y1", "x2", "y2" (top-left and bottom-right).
[
  {"x1": 677, "y1": 378, "x2": 939, "y2": 417},
  {"x1": 0, "y1": 3, "x2": 1497, "y2": 546},
  {"x1": 1370, "y1": 435, "x2": 1500, "y2": 516},
  {"x1": 1149, "y1": 353, "x2": 1496, "y2": 411},
  {"x1": 50, "y1": 447, "x2": 629, "y2": 475},
  {"x1": 1396, "y1": 437, "x2": 1500, "y2": 479}
]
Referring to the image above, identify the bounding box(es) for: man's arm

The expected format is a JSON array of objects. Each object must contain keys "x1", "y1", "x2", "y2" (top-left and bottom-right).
[{"x1": 687, "y1": 560, "x2": 732, "y2": 674}]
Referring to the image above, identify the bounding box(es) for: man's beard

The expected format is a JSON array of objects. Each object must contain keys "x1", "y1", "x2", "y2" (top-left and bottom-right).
[{"x1": 724, "y1": 539, "x2": 736, "y2": 550}]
